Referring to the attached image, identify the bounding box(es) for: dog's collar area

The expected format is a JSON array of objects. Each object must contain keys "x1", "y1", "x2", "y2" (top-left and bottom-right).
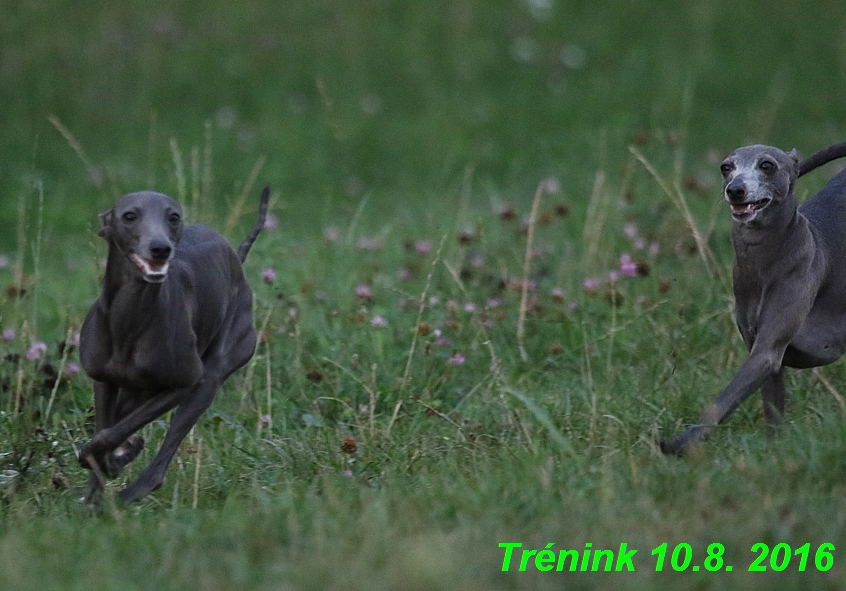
[
  {"x1": 129, "y1": 253, "x2": 170, "y2": 283},
  {"x1": 730, "y1": 198, "x2": 771, "y2": 220}
]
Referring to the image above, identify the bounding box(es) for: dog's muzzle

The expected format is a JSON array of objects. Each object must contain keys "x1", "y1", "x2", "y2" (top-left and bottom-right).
[
  {"x1": 728, "y1": 197, "x2": 771, "y2": 219},
  {"x1": 725, "y1": 180, "x2": 771, "y2": 220},
  {"x1": 130, "y1": 253, "x2": 170, "y2": 283}
]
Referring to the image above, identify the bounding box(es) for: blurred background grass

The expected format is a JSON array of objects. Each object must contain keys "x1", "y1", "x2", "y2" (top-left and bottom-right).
[
  {"x1": 2, "y1": 0, "x2": 845, "y2": 239},
  {"x1": 2, "y1": 1, "x2": 846, "y2": 590}
]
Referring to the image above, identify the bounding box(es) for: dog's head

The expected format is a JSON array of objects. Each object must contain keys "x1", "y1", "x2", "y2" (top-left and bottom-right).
[
  {"x1": 719, "y1": 145, "x2": 799, "y2": 225},
  {"x1": 99, "y1": 192, "x2": 183, "y2": 283}
]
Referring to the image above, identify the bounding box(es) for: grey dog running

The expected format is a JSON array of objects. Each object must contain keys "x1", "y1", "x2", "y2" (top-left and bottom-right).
[
  {"x1": 661, "y1": 144, "x2": 846, "y2": 454},
  {"x1": 78, "y1": 186, "x2": 269, "y2": 504}
]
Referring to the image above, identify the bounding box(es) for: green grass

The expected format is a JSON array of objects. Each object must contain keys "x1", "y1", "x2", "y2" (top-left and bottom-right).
[{"x1": 2, "y1": 1, "x2": 846, "y2": 589}]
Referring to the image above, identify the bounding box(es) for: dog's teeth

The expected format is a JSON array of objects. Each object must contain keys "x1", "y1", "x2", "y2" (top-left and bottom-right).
[{"x1": 130, "y1": 253, "x2": 169, "y2": 281}]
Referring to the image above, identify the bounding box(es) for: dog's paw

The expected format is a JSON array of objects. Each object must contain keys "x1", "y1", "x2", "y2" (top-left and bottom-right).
[
  {"x1": 78, "y1": 448, "x2": 104, "y2": 471},
  {"x1": 104, "y1": 435, "x2": 145, "y2": 478},
  {"x1": 82, "y1": 489, "x2": 105, "y2": 514},
  {"x1": 659, "y1": 425, "x2": 710, "y2": 456},
  {"x1": 658, "y1": 437, "x2": 688, "y2": 457},
  {"x1": 78, "y1": 434, "x2": 110, "y2": 469},
  {"x1": 118, "y1": 476, "x2": 163, "y2": 504}
]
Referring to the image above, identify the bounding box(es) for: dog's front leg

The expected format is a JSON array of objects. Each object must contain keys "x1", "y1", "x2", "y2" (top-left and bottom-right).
[
  {"x1": 660, "y1": 345, "x2": 784, "y2": 455},
  {"x1": 118, "y1": 374, "x2": 222, "y2": 503},
  {"x1": 80, "y1": 386, "x2": 188, "y2": 466},
  {"x1": 82, "y1": 380, "x2": 118, "y2": 506}
]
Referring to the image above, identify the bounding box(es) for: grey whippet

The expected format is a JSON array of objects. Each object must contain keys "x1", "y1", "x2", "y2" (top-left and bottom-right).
[
  {"x1": 79, "y1": 186, "x2": 269, "y2": 503},
  {"x1": 660, "y1": 142, "x2": 846, "y2": 454}
]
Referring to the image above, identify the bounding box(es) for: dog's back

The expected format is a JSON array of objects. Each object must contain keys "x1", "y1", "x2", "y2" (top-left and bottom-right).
[
  {"x1": 786, "y1": 168, "x2": 846, "y2": 365},
  {"x1": 166, "y1": 224, "x2": 255, "y2": 373},
  {"x1": 799, "y1": 169, "x2": 846, "y2": 245},
  {"x1": 176, "y1": 224, "x2": 249, "y2": 297}
]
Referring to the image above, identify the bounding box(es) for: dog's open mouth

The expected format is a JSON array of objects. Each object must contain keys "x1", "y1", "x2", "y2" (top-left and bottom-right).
[
  {"x1": 730, "y1": 198, "x2": 771, "y2": 218},
  {"x1": 130, "y1": 253, "x2": 170, "y2": 283}
]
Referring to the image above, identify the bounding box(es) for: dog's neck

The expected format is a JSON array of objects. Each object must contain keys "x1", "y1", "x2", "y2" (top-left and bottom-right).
[
  {"x1": 732, "y1": 191, "x2": 801, "y2": 251},
  {"x1": 102, "y1": 246, "x2": 161, "y2": 305},
  {"x1": 100, "y1": 246, "x2": 190, "y2": 362}
]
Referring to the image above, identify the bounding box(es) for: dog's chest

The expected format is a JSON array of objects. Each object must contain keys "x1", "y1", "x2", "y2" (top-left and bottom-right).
[
  {"x1": 732, "y1": 257, "x2": 770, "y2": 344},
  {"x1": 108, "y1": 319, "x2": 204, "y2": 389},
  {"x1": 87, "y1": 291, "x2": 205, "y2": 390},
  {"x1": 734, "y1": 288, "x2": 763, "y2": 339}
]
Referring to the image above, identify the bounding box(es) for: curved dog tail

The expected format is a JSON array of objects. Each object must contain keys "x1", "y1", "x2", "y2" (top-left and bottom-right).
[
  {"x1": 237, "y1": 185, "x2": 270, "y2": 263},
  {"x1": 799, "y1": 143, "x2": 846, "y2": 178}
]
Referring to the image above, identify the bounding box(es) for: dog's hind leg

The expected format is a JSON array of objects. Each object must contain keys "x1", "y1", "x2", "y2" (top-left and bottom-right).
[
  {"x1": 761, "y1": 367, "x2": 786, "y2": 436},
  {"x1": 117, "y1": 372, "x2": 223, "y2": 503}
]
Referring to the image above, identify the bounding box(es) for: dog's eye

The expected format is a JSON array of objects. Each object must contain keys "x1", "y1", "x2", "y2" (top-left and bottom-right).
[
  {"x1": 122, "y1": 211, "x2": 137, "y2": 222},
  {"x1": 759, "y1": 160, "x2": 776, "y2": 173},
  {"x1": 168, "y1": 213, "x2": 181, "y2": 225},
  {"x1": 720, "y1": 163, "x2": 733, "y2": 175}
]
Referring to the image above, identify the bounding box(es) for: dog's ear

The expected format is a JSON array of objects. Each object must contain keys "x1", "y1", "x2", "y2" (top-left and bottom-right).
[
  {"x1": 98, "y1": 209, "x2": 114, "y2": 239},
  {"x1": 788, "y1": 148, "x2": 800, "y2": 178}
]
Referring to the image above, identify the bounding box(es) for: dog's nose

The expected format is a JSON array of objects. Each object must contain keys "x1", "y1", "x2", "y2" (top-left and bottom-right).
[
  {"x1": 725, "y1": 180, "x2": 746, "y2": 202},
  {"x1": 149, "y1": 240, "x2": 173, "y2": 262}
]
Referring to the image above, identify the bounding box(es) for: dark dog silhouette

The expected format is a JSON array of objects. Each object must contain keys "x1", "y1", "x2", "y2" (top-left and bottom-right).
[{"x1": 79, "y1": 186, "x2": 268, "y2": 503}]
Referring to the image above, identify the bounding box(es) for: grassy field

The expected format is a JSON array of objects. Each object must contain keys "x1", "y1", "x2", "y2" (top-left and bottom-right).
[{"x1": 2, "y1": 1, "x2": 846, "y2": 589}]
